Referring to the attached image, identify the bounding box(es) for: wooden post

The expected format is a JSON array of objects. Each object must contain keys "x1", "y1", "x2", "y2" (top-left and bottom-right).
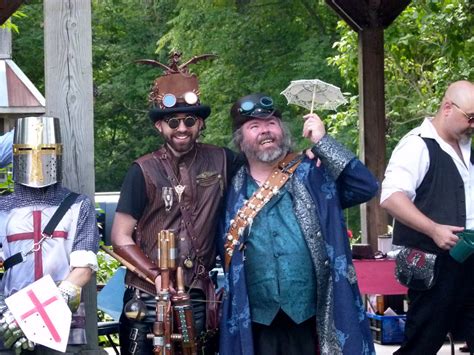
[
  {"x1": 44, "y1": 1, "x2": 104, "y2": 353},
  {"x1": 358, "y1": 27, "x2": 387, "y2": 250}
]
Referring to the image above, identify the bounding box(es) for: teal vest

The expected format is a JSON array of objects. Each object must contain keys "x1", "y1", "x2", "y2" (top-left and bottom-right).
[{"x1": 244, "y1": 180, "x2": 317, "y2": 325}]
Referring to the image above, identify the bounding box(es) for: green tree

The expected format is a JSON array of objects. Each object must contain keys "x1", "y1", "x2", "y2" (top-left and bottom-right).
[
  {"x1": 156, "y1": 0, "x2": 341, "y2": 151},
  {"x1": 329, "y1": 0, "x2": 474, "y2": 154},
  {"x1": 91, "y1": 0, "x2": 179, "y2": 191}
]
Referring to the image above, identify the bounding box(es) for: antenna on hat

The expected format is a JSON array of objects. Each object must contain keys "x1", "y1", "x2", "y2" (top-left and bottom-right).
[
  {"x1": 141, "y1": 52, "x2": 217, "y2": 121},
  {"x1": 136, "y1": 51, "x2": 217, "y2": 75}
]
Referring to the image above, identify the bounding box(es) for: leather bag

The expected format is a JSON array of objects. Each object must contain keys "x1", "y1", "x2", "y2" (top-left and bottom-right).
[{"x1": 395, "y1": 247, "x2": 439, "y2": 291}]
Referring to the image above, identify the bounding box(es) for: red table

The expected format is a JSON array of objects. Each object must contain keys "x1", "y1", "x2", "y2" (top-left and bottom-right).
[{"x1": 353, "y1": 259, "x2": 407, "y2": 295}]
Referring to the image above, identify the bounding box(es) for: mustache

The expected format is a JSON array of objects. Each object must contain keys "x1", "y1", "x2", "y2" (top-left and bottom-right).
[{"x1": 258, "y1": 133, "x2": 275, "y2": 143}]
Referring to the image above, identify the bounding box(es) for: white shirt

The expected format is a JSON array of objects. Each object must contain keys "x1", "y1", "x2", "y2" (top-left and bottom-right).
[{"x1": 381, "y1": 118, "x2": 474, "y2": 228}]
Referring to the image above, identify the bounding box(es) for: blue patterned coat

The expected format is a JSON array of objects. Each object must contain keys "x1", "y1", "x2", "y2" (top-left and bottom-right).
[{"x1": 218, "y1": 136, "x2": 379, "y2": 355}]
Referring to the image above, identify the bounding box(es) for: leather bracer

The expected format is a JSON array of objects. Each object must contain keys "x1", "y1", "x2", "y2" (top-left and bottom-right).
[{"x1": 113, "y1": 244, "x2": 160, "y2": 282}]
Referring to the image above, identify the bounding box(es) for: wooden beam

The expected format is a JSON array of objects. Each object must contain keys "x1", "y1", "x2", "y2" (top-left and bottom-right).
[
  {"x1": 0, "y1": 0, "x2": 23, "y2": 26},
  {"x1": 358, "y1": 27, "x2": 387, "y2": 251},
  {"x1": 325, "y1": 0, "x2": 411, "y2": 30},
  {"x1": 43, "y1": 0, "x2": 104, "y2": 353}
]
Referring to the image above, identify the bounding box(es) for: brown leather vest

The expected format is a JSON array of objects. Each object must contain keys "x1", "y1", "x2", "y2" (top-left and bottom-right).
[{"x1": 126, "y1": 143, "x2": 227, "y2": 294}]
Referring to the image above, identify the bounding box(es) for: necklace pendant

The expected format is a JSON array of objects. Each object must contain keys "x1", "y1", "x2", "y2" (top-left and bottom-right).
[
  {"x1": 184, "y1": 257, "x2": 194, "y2": 269},
  {"x1": 174, "y1": 184, "x2": 186, "y2": 202}
]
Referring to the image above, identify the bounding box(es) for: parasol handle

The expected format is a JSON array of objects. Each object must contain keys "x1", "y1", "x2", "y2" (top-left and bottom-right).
[{"x1": 310, "y1": 85, "x2": 316, "y2": 115}]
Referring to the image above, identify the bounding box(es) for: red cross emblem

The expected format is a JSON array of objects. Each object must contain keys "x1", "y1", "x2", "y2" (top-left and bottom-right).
[
  {"x1": 5, "y1": 275, "x2": 72, "y2": 352},
  {"x1": 7, "y1": 210, "x2": 68, "y2": 280},
  {"x1": 21, "y1": 290, "x2": 62, "y2": 342}
]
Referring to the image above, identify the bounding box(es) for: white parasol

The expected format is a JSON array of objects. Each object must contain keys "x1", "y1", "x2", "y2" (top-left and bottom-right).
[{"x1": 280, "y1": 79, "x2": 347, "y2": 113}]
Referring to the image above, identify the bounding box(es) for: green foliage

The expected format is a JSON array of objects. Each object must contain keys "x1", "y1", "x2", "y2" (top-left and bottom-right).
[
  {"x1": 92, "y1": 0, "x2": 178, "y2": 191},
  {"x1": 9, "y1": 0, "x2": 474, "y2": 235},
  {"x1": 329, "y1": 0, "x2": 474, "y2": 154},
  {"x1": 9, "y1": 1, "x2": 44, "y2": 93},
  {"x1": 155, "y1": 0, "x2": 341, "y2": 152},
  {"x1": 0, "y1": 165, "x2": 13, "y2": 195},
  {"x1": 1, "y1": 11, "x2": 27, "y2": 33},
  {"x1": 96, "y1": 243, "x2": 121, "y2": 285}
]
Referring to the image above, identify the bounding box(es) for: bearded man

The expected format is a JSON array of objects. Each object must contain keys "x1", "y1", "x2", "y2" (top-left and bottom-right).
[
  {"x1": 111, "y1": 53, "x2": 242, "y2": 355},
  {"x1": 219, "y1": 93, "x2": 378, "y2": 355}
]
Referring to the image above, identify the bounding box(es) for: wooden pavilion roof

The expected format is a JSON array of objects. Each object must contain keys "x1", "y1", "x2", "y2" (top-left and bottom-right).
[
  {"x1": 0, "y1": 0, "x2": 24, "y2": 26},
  {"x1": 326, "y1": 0, "x2": 411, "y2": 30}
]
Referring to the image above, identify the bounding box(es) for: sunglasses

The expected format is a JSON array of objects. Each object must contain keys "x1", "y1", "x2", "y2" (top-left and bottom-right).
[
  {"x1": 452, "y1": 102, "x2": 474, "y2": 123},
  {"x1": 238, "y1": 96, "x2": 274, "y2": 116},
  {"x1": 161, "y1": 92, "x2": 198, "y2": 108},
  {"x1": 164, "y1": 115, "x2": 198, "y2": 129}
]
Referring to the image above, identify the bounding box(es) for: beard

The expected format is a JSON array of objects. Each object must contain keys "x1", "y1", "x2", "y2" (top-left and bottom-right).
[
  {"x1": 241, "y1": 132, "x2": 291, "y2": 164},
  {"x1": 163, "y1": 131, "x2": 198, "y2": 155}
]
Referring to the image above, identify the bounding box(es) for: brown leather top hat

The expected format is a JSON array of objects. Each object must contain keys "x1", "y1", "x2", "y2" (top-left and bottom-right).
[
  {"x1": 139, "y1": 52, "x2": 216, "y2": 123},
  {"x1": 230, "y1": 93, "x2": 281, "y2": 131}
]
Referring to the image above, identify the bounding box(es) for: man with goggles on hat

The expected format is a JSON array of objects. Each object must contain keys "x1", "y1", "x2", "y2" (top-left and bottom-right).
[
  {"x1": 111, "y1": 52, "x2": 243, "y2": 355},
  {"x1": 218, "y1": 93, "x2": 378, "y2": 355}
]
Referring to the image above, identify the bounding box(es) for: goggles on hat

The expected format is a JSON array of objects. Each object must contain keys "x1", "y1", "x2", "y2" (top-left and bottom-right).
[
  {"x1": 161, "y1": 92, "x2": 199, "y2": 108},
  {"x1": 238, "y1": 96, "x2": 274, "y2": 117},
  {"x1": 164, "y1": 115, "x2": 198, "y2": 129}
]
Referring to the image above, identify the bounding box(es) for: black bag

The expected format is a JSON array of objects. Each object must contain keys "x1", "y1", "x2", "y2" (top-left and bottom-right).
[{"x1": 395, "y1": 247, "x2": 438, "y2": 291}]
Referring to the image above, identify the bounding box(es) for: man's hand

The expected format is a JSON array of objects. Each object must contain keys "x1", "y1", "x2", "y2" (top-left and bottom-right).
[
  {"x1": 430, "y1": 223, "x2": 463, "y2": 250},
  {"x1": 381, "y1": 192, "x2": 463, "y2": 250},
  {"x1": 302, "y1": 113, "x2": 326, "y2": 144},
  {"x1": 0, "y1": 301, "x2": 35, "y2": 354}
]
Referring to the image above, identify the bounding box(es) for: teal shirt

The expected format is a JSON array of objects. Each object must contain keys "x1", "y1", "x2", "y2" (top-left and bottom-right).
[{"x1": 244, "y1": 178, "x2": 317, "y2": 325}]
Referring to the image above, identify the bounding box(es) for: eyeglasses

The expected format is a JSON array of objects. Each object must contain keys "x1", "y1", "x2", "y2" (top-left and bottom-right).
[
  {"x1": 164, "y1": 115, "x2": 198, "y2": 129},
  {"x1": 452, "y1": 102, "x2": 474, "y2": 123},
  {"x1": 238, "y1": 96, "x2": 274, "y2": 116},
  {"x1": 161, "y1": 92, "x2": 198, "y2": 108}
]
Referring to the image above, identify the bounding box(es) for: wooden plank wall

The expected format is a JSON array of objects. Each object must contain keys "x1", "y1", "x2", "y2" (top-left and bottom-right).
[{"x1": 43, "y1": 1, "x2": 104, "y2": 353}]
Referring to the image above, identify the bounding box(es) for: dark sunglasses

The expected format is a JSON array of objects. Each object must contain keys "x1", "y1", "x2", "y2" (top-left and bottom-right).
[
  {"x1": 164, "y1": 115, "x2": 198, "y2": 129},
  {"x1": 238, "y1": 96, "x2": 274, "y2": 116},
  {"x1": 452, "y1": 102, "x2": 474, "y2": 123}
]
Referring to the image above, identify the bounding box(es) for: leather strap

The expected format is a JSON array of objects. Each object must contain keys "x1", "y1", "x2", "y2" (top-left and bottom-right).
[
  {"x1": 224, "y1": 153, "x2": 303, "y2": 269},
  {"x1": 3, "y1": 252, "x2": 23, "y2": 271},
  {"x1": 3, "y1": 192, "x2": 79, "y2": 272}
]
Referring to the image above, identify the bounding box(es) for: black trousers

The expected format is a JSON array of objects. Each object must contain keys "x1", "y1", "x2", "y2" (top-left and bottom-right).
[
  {"x1": 118, "y1": 288, "x2": 207, "y2": 355},
  {"x1": 252, "y1": 310, "x2": 318, "y2": 355},
  {"x1": 394, "y1": 254, "x2": 474, "y2": 355}
]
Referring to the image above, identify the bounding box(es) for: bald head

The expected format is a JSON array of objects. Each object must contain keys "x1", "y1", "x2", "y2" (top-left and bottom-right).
[
  {"x1": 442, "y1": 80, "x2": 474, "y2": 108},
  {"x1": 433, "y1": 80, "x2": 474, "y2": 144}
]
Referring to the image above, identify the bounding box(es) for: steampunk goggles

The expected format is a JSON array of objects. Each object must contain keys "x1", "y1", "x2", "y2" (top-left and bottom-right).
[
  {"x1": 164, "y1": 115, "x2": 198, "y2": 129},
  {"x1": 238, "y1": 96, "x2": 274, "y2": 117},
  {"x1": 161, "y1": 92, "x2": 199, "y2": 108}
]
